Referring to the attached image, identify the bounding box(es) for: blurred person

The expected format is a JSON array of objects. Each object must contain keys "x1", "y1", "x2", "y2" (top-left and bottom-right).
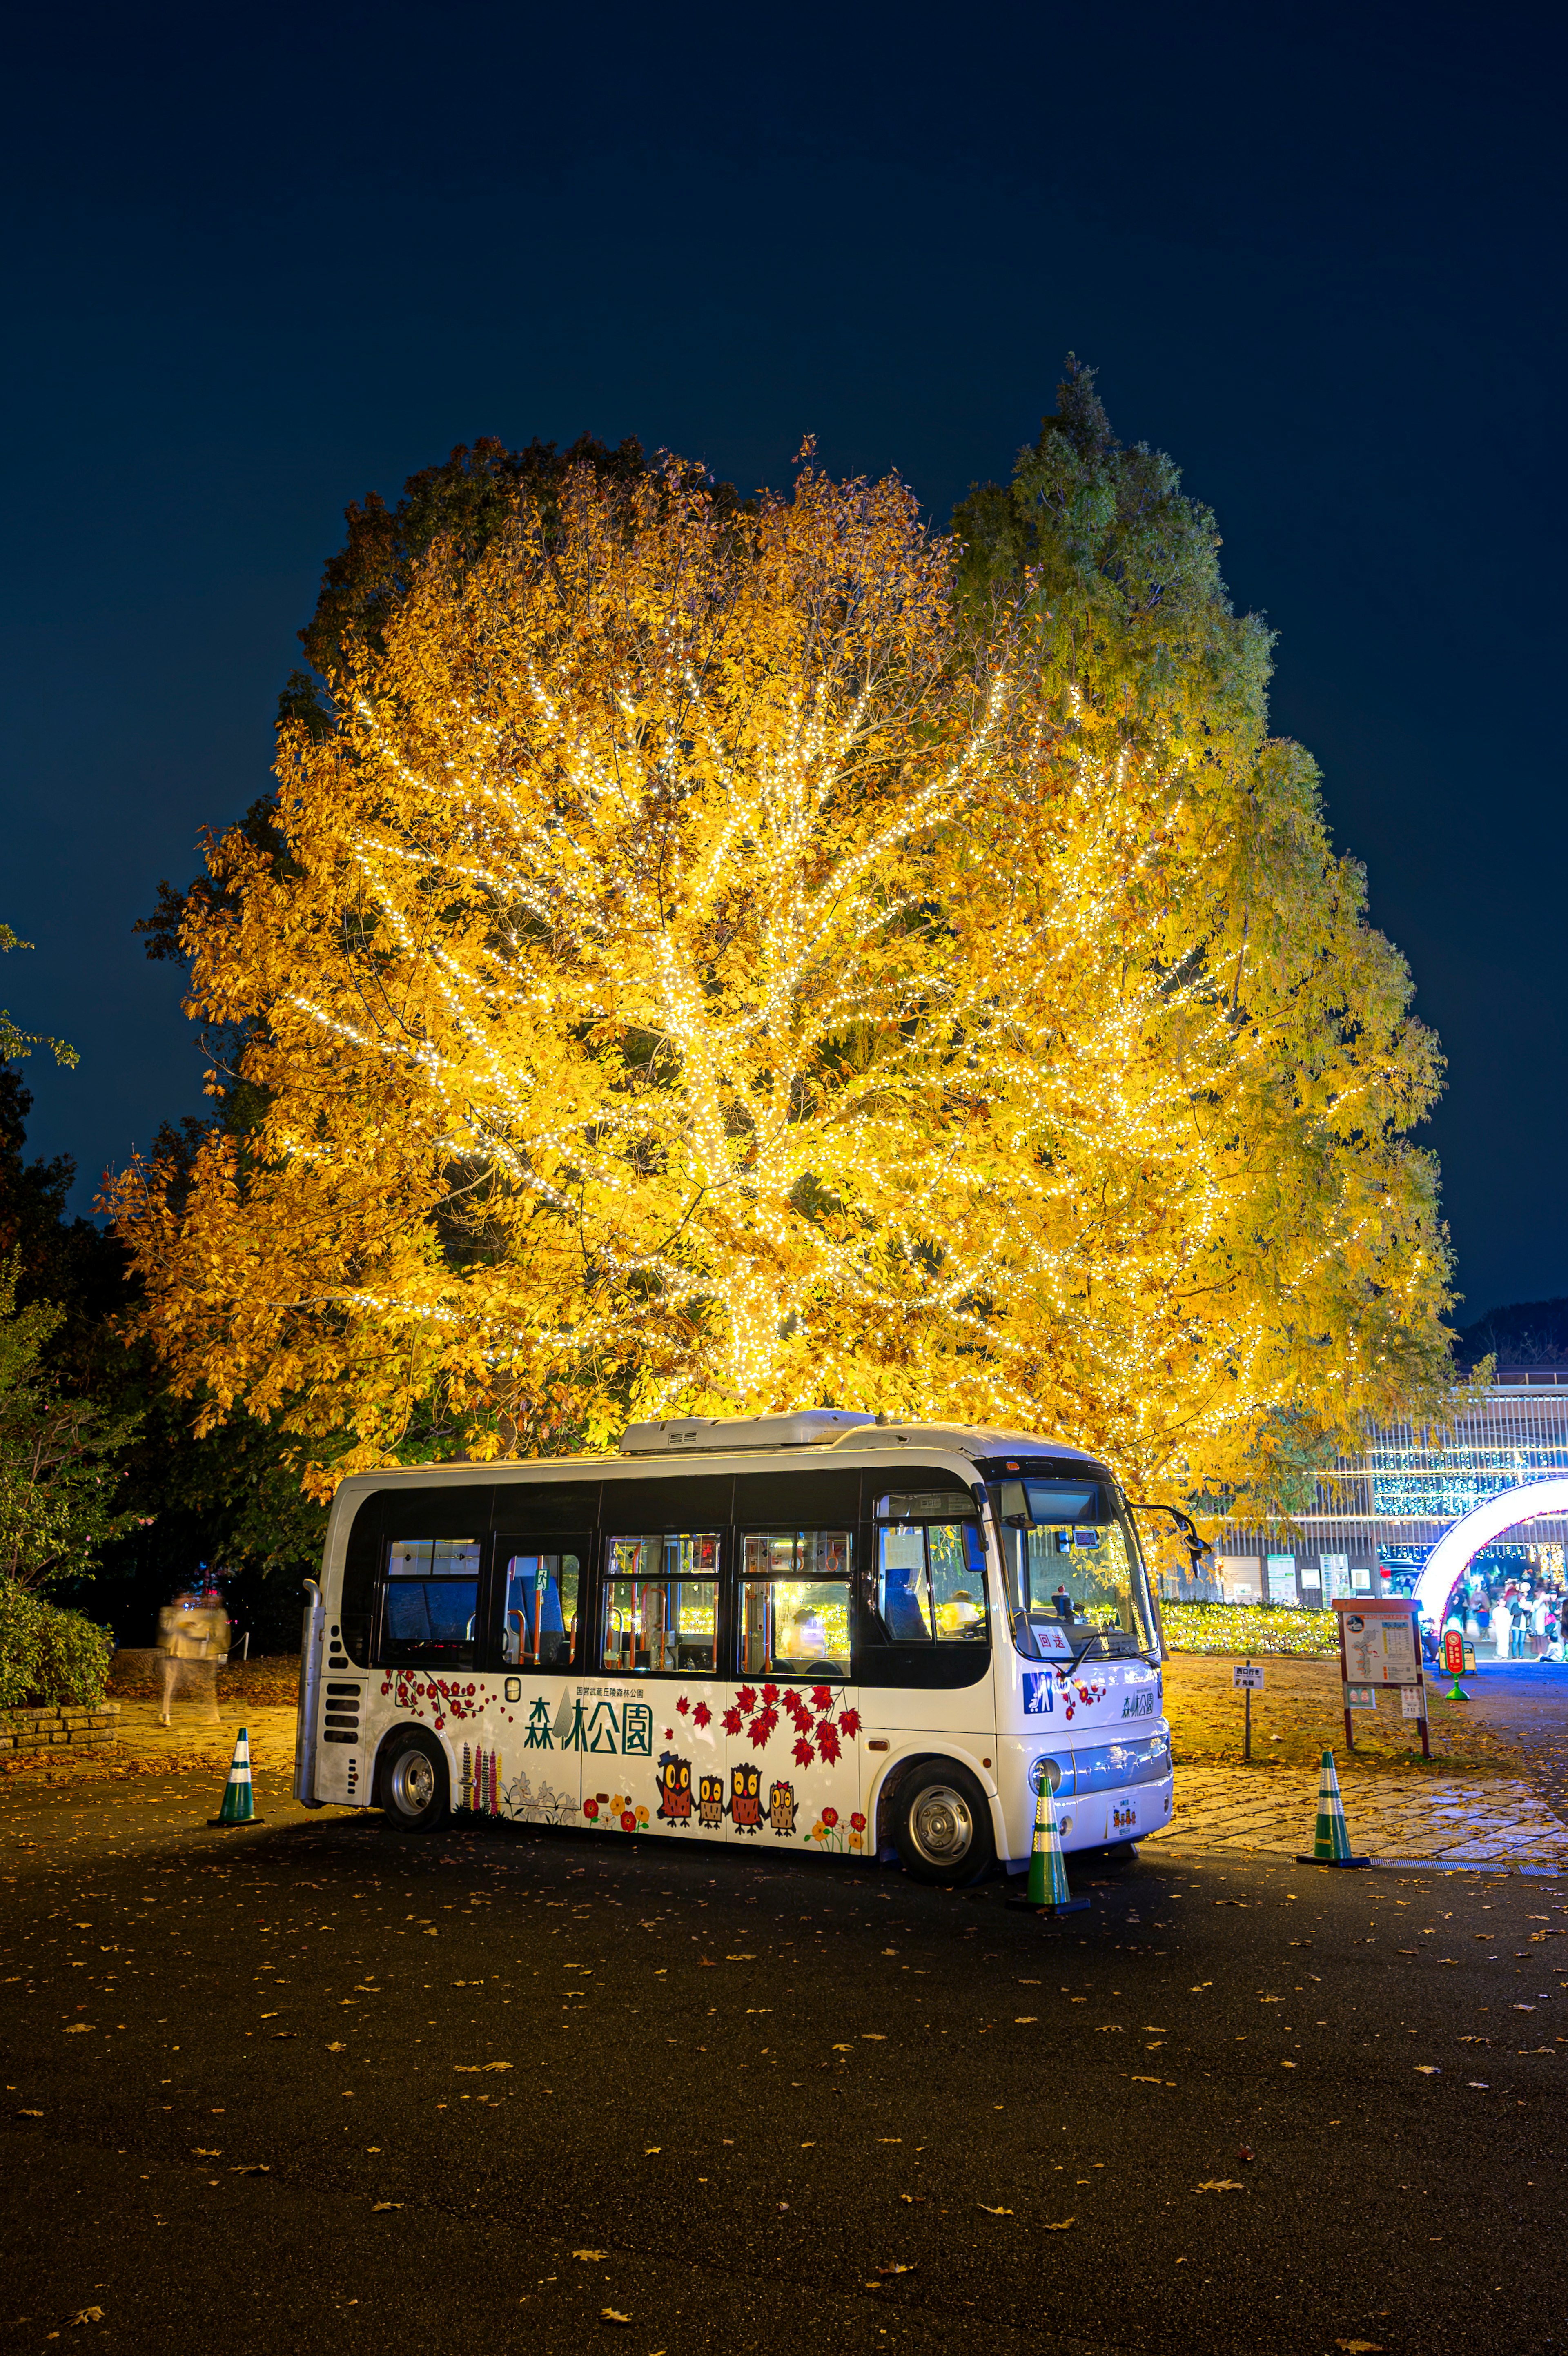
[
  {"x1": 1490, "y1": 1594, "x2": 1512, "y2": 1662},
  {"x1": 157, "y1": 1589, "x2": 230, "y2": 1724}
]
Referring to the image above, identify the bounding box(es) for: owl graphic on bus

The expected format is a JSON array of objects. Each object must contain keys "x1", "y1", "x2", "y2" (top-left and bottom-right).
[
  {"x1": 727, "y1": 1761, "x2": 763, "y2": 1831},
  {"x1": 656, "y1": 1751, "x2": 693, "y2": 1826},
  {"x1": 697, "y1": 1772, "x2": 725, "y2": 1830},
  {"x1": 768, "y1": 1779, "x2": 797, "y2": 1837}
]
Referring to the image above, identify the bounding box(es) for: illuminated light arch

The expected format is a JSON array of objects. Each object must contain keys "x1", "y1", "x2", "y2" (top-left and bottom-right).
[{"x1": 1413, "y1": 1478, "x2": 1568, "y2": 1627}]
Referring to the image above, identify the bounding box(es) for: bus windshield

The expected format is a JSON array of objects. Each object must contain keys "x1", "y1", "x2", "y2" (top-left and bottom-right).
[{"x1": 989, "y1": 1476, "x2": 1158, "y2": 1661}]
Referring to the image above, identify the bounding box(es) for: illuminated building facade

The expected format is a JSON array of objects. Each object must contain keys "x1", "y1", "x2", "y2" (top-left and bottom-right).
[{"x1": 1174, "y1": 1373, "x2": 1568, "y2": 1605}]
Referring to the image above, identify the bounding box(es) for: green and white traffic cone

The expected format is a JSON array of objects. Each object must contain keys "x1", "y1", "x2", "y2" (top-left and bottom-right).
[
  {"x1": 208, "y1": 1726, "x2": 265, "y2": 1828},
  {"x1": 1007, "y1": 1782, "x2": 1090, "y2": 1914},
  {"x1": 1294, "y1": 1749, "x2": 1368, "y2": 1868}
]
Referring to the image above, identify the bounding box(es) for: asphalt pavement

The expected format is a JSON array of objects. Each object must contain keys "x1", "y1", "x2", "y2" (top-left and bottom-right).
[{"x1": 2, "y1": 1756, "x2": 1565, "y2": 2356}]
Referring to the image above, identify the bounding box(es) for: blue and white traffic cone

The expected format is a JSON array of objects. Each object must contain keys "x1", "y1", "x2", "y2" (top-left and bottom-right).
[
  {"x1": 1294, "y1": 1749, "x2": 1367, "y2": 1868},
  {"x1": 1007, "y1": 1782, "x2": 1090, "y2": 1913},
  {"x1": 208, "y1": 1726, "x2": 265, "y2": 1827}
]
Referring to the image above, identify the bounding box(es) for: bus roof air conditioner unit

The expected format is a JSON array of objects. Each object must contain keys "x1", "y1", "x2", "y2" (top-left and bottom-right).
[{"x1": 617, "y1": 1410, "x2": 879, "y2": 1455}]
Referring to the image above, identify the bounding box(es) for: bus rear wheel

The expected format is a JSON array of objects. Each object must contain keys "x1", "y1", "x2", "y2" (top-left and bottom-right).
[
  {"x1": 381, "y1": 1730, "x2": 450, "y2": 1834},
  {"x1": 893, "y1": 1764, "x2": 994, "y2": 1887}
]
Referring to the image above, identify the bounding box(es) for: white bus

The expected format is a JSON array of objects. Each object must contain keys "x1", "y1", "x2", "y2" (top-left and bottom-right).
[{"x1": 293, "y1": 1412, "x2": 1174, "y2": 1884}]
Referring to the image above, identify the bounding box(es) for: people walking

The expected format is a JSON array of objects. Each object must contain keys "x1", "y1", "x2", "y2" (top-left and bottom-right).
[{"x1": 156, "y1": 1589, "x2": 230, "y2": 1724}]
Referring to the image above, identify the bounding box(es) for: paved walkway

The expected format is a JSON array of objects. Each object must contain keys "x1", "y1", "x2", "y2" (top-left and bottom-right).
[{"x1": 1145, "y1": 1762, "x2": 1568, "y2": 1871}]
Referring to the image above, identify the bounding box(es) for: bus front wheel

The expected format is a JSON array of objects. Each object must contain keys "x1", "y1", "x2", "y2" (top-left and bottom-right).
[
  {"x1": 381, "y1": 1730, "x2": 450, "y2": 1834},
  {"x1": 893, "y1": 1764, "x2": 995, "y2": 1887}
]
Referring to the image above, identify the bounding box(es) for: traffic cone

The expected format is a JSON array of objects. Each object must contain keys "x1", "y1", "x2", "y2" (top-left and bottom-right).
[
  {"x1": 1006, "y1": 1783, "x2": 1090, "y2": 1913},
  {"x1": 1294, "y1": 1749, "x2": 1368, "y2": 1868},
  {"x1": 208, "y1": 1726, "x2": 265, "y2": 1828}
]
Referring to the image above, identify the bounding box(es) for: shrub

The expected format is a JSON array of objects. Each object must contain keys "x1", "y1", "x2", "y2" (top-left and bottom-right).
[
  {"x1": 0, "y1": 1577, "x2": 115, "y2": 1708},
  {"x1": 1160, "y1": 1599, "x2": 1339, "y2": 1658}
]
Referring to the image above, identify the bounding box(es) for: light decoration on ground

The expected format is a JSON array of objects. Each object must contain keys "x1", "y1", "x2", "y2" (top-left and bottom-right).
[{"x1": 107, "y1": 455, "x2": 1454, "y2": 1499}]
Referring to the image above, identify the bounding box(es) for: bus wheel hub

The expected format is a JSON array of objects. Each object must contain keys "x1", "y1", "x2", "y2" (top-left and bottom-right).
[{"x1": 911, "y1": 1785, "x2": 972, "y2": 1861}]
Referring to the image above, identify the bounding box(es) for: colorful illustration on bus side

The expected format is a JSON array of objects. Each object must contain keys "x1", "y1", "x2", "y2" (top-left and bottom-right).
[
  {"x1": 1062, "y1": 1675, "x2": 1109, "y2": 1722},
  {"x1": 581, "y1": 1789, "x2": 650, "y2": 1832},
  {"x1": 808, "y1": 1805, "x2": 868, "y2": 1853},
  {"x1": 767, "y1": 1779, "x2": 797, "y2": 1836},
  {"x1": 697, "y1": 1773, "x2": 725, "y2": 1829},
  {"x1": 459, "y1": 1743, "x2": 503, "y2": 1815},
  {"x1": 499, "y1": 1768, "x2": 579, "y2": 1825},
  {"x1": 713, "y1": 1683, "x2": 862, "y2": 1771},
  {"x1": 382, "y1": 1672, "x2": 486, "y2": 1731},
  {"x1": 657, "y1": 1753, "x2": 694, "y2": 1825},
  {"x1": 727, "y1": 1762, "x2": 763, "y2": 1830}
]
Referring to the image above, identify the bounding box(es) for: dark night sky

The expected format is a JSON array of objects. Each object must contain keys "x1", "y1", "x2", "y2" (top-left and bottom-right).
[{"x1": 2, "y1": 0, "x2": 1561, "y2": 1321}]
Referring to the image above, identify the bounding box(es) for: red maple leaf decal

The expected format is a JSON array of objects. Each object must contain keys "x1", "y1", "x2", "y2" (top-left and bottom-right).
[
  {"x1": 816, "y1": 1721, "x2": 842, "y2": 1765},
  {"x1": 749, "y1": 1706, "x2": 779, "y2": 1749},
  {"x1": 782, "y1": 1690, "x2": 811, "y2": 1730},
  {"x1": 664, "y1": 1729, "x2": 674, "y2": 1741},
  {"x1": 722, "y1": 1706, "x2": 743, "y2": 1737},
  {"x1": 692, "y1": 1701, "x2": 712, "y2": 1730},
  {"x1": 837, "y1": 1706, "x2": 862, "y2": 1740},
  {"x1": 792, "y1": 1736, "x2": 816, "y2": 1770},
  {"x1": 676, "y1": 1696, "x2": 690, "y2": 1716},
  {"x1": 737, "y1": 1685, "x2": 757, "y2": 1714},
  {"x1": 762, "y1": 1683, "x2": 779, "y2": 1705},
  {"x1": 811, "y1": 1684, "x2": 833, "y2": 1712}
]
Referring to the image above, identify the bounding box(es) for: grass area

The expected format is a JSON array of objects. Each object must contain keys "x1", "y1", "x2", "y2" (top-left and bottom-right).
[{"x1": 1164, "y1": 1652, "x2": 1524, "y2": 1781}]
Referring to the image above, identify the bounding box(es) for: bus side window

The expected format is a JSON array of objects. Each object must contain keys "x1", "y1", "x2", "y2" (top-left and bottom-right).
[
  {"x1": 382, "y1": 1538, "x2": 483, "y2": 1669},
  {"x1": 501, "y1": 1552, "x2": 580, "y2": 1670},
  {"x1": 875, "y1": 1521, "x2": 988, "y2": 1643},
  {"x1": 740, "y1": 1531, "x2": 852, "y2": 1679},
  {"x1": 602, "y1": 1533, "x2": 719, "y2": 1676}
]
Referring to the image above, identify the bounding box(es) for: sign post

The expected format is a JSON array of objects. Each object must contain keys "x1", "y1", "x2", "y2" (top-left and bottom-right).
[
  {"x1": 1333, "y1": 1597, "x2": 1429, "y2": 1758},
  {"x1": 1233, "y1": 1658, "x2": 1265, "y2": 1761}
]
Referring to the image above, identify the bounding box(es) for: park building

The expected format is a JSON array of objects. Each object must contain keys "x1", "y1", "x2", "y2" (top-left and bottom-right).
[{"x1": 1167, "y1": 1370, "x2": 1568, "y2": 1612}]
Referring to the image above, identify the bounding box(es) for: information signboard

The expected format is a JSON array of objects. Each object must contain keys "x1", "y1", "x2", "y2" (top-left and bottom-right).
[
  {"x1": 1232, "y1": 1662, "x2": 1265, "y2": 1690},
  {"x1": 1333, "y1": 1597, "x2": 1428, "y2": 1757}
]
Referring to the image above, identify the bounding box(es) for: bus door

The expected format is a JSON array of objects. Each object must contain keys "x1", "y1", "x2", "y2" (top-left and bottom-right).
[
  {"x1": 730, "y1": 1529, "x2": 862, "y2": 1854},
  {"x1": 492, "y1": 1539, "x2": 586, "y2": 1826}
]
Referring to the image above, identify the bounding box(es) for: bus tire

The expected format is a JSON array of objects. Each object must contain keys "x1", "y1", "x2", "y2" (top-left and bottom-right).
[
  {"x1": 381, "y1": 1729, "x2": 450, "y2": 1834},
  {"x1": 892, "y1": 1763, "x2": 995, "y2": 1887}
]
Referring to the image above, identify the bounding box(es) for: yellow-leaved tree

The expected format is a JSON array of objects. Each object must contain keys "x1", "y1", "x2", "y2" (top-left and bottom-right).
[{"x1": 109, "y1": 388, "x2": 1454, "y2": 1507}]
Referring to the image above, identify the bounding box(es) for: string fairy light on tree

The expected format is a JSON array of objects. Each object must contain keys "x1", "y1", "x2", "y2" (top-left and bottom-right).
[{"x1": 108, "y1": 414, "x2": 1454, "y2": 1510}]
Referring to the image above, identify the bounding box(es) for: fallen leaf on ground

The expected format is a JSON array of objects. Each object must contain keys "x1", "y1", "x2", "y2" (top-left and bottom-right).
[
  {"x1": 1014, "y1": 2015, "x2": 1038, "y2": 2024},
  {"x1": 61, "y1": 2024, "x2": 91, "y2": 2035},
  {"x1": 601, "y1": 2310, "x2": 631, "y2": 2325},
  {"x1": 876, "y1": 2262, "x2": 916, "y2": 2276},
  {"x1": 1042, "y1": 2219, "x2": 1075, "y2": 2231},
  {"x1": 572, "y1": 2250, "x2": 610, "y2": 2261},
  {"x1": 978, "y1": 2204, "x2": 1014, "y2": 2215},
  {"x1": 327, "y1": 2042, "x2": 346, "y2": 2053},
  {"x1": 67, "y1": 2311, "x2": 105, "y2": 2327},
  {"x1": 861, "y1": 2033, "x2": 886, "y2": 2041},
  {"x1": 1414, "y1": 2065, "x2": 1441, "y2": 2075},
  {"x1": 1195, "y1": 2180, "x2": 1246, "y2": 2193},
  {"x1": 1334, "y1": 2342, "x2": 1383, "y2": 2352},
  {"x1": 371, "y1": 2202, "x2": 402, "y2": 2212},
  {"x1": 229, "y1": 2164, "x2": 270, "y2": 2176}
]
